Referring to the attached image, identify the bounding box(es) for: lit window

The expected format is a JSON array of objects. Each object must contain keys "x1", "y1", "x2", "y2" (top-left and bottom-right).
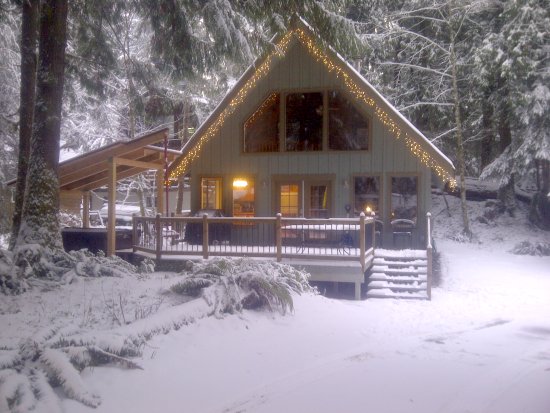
[
  {"x1": 391, "y1": 177, "x2": 418, "y2": 220},
  {"x1": 354, "y1": 176, "x2": 380, "y2": 215},
  {"x1": 232, "y1": 178, "x2": 255, "y2": 217},
  {"x1": 244, "y1": 93, "x2": 280, "y2": 153},
  {"x1": 285, "y1": 92, "x2": 323, "y2": 151},
  {"x1": 280, "y1": 184, "x2": 300, "y2": 217},
  {"x1": 201, "y1": 178, "x2": 222, "y2": 209},
  {"x1": 329, "y1": 91, "x2": 369, "y2": 150}
]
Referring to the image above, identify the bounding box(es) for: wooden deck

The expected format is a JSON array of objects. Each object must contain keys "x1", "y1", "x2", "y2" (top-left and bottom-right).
[{"x1": 127, "y1": 213, "x2": 433, "y2": 300}]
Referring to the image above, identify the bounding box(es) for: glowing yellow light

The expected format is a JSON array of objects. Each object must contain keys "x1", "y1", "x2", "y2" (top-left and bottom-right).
[
  {"x1": 233, "y1": 179, "x2": 248, "y2": 188},
  {"x1": 365, "y1": 205, "x2": 372, "y2": 214}
]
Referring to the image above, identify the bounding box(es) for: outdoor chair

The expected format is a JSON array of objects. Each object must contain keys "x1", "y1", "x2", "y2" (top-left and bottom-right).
[{"x1": 390, "y1": 218, "x2": 415, "y2": 249}]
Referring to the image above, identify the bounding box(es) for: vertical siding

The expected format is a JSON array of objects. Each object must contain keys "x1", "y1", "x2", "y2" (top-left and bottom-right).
[{"x1": 189, "y1": 37, "x2": 432, "y2": 222}]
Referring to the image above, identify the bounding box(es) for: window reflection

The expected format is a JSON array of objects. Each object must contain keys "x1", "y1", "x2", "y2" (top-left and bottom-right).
[
  {"x1": 391, "y1": 177, "x2": 417, "y2": 220},
  {"x1": 329, "y1": 91, "x2": 369, "y2": 150},
  {"x1": 285, "y1": 92, "x2": 323, "y2": 151}
]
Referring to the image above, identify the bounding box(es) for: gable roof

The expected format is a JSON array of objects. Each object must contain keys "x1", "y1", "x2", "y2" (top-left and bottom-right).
[{"x1": 168, "y1": 17, "x2": 455, "y2": 186}]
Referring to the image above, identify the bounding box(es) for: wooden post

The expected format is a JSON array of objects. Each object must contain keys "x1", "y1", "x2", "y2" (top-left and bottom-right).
[
  {"x1": 371, "y1": 211, "x2": 376, "y2": 249},
  {"x1": 155, "y1": 213, "x2": 162, "y2": 261},
  {"x1": 132, "y1": 213, "x2": 137, "y2": 253},
  {"x1": 202, "y1": 213, "x2": 209, "y2": 259},
  {"x1": 426, "y1": 212, "x2": 432, "y2": 300},
  {"x1": 276, "y1": 213, "x2": 282, "y2": 262},
  {"x1": 359, "y1": 212, "x2": 366, "y2": 273},
  {"x1": 107, "y1": 157, "x2": 116, "y2": 256},
  {"x1": 156, "y1": 171, "x2": 164, "y2": 217},
  {"x1": 82, "y1": 191, "x2": 90, "y2": 228}
]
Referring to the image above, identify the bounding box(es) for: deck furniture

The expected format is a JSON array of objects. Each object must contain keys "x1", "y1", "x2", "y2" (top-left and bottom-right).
[{"x1": 390, "y1": 219, "x2": 416, "y2": 248}]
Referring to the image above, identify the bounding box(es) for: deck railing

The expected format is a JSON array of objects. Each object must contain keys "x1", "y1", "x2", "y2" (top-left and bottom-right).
[{"x1": 133, "y1": 213, "x2": 375, "y2": 270}]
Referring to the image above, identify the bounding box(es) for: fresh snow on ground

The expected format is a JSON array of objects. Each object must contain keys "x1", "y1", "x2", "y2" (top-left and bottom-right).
[{"x1": 1, "y1": 194, "x2": 550, "y2": 412}]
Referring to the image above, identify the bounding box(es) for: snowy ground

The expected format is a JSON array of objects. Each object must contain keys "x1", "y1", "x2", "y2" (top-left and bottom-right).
[{"x1": 1, "y1": 194, "x2": 550, "y2": 413}]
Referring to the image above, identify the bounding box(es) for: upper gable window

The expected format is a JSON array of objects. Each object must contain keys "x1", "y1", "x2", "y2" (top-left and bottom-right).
[
  {"x1": 243, "y1": 93, "x2": 280, "y2": 153},
  {"x1": 285, "y1": 92, "x2": 323, "y2": 151},
  {"x1": 328, "y1": 91, "x2": 369, "y2": 150}
]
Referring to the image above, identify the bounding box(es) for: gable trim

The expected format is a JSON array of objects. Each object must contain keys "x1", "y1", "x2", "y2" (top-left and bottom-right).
[{"x1": 168, "y1": 20, "x2": 455, "y2": 187}]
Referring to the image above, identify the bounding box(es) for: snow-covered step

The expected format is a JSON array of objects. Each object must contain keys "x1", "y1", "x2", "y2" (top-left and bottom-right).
[
  {"x1": 372, "y1": 265, "x2": 427, "y2": 275},
  {"x1": 369, "y1": 272, "x2": 427, "y2": 282},
  {"x1": 374, "y1": 249, "x2": 427, "y2": 260},
  {"x1": 373, "y1": 258, "x2": 427, "y2": 267},
  {"x1": 366, "y1": 289, "x2": 429, "y2": 300},
  {"x1": 367, "y1": 280, "x2": 427, "y2": 291}
]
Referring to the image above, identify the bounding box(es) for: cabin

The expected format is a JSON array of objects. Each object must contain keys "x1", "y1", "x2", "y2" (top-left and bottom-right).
[{"x1": 138, "y1": 18, "x2": 455, "y2": 300}]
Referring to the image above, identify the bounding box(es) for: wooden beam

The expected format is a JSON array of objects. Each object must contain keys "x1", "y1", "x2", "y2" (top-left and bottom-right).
[
  {"x1": 113, "y1": 157, "x2": 163, "y2": 170},
  {"x1": 82, "y1": 191, "x2": 90, "y2": 228},
  {"x1": 107, "y1": 157, "x2": 116, "y2": 256}
]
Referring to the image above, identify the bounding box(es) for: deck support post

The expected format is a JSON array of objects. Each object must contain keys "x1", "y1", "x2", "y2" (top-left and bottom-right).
[
  {"x1": 275, "y1": 213, "x2": 282, "y2": 262},
  {"x1": 354, "y1": 282, "x2": 361, "y2": 300},
  {"x1": 155, "y1": 213, "x2": 162, "y2": 261},
  {"x1": 426, "y1": 212, "x2": 432, "y2": 300},
  {"x1": 82, "y1": 191, "x2": 90, "y2": 228},
  {"x1": 202, "y1": 214, "x2": 209, "y2": 259},
  {"x1": 107, "y1": 157, "x2": 116, "y2": 256}
]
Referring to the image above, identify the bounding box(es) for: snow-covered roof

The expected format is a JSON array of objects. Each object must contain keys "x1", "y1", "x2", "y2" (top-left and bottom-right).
[{"x1": 168, "y1": 17, "x2": 455, "y2": 182}]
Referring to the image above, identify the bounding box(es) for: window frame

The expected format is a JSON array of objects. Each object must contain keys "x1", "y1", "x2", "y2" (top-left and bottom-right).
[
  {"x1": 242, "y1": 89, "x2": 371, "y2": 154},
  {"x1": 388, "y1": 173, "x2": 420, "y2": 222},
  {"x1": 200, "y1": 177, "x2": 223, "y2": 210},
  {"x1": 352, "y1": 174, "x2": 382, "y2": 217}
]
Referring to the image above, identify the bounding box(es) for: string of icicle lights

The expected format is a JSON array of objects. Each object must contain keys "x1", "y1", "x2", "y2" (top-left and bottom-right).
[{"x1": 169, "y1": 27, "x2": 456, "y2": 188}]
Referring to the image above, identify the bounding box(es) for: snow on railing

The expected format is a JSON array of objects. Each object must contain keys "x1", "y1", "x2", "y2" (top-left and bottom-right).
[{"x1": 132, "y1": 213, "x2": 376, "y2": 268}]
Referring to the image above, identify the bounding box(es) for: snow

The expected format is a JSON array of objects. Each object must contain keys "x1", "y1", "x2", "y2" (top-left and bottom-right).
[{"x1": 1, "y1": 193, "x2": 550, "y2": 412}]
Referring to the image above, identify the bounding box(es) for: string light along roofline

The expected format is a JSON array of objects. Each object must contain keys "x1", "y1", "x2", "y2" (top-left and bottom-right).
[{"x1": 168, "y1": 22, "x2": 456, "y2": 189}]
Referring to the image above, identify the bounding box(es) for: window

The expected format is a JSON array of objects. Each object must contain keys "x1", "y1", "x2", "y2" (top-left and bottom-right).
[
  {"x1": 244, "y1": 93, "x2": 280, "y2": 153},
  {"x1": 232, "y1": 178, "x2": 255, "y2": 217},
  {"x1": 201, "y1": 178, "x2": 222, "y2": 209},
  {"x1": 391, "y1": 177, "x2": 418, "y2": 220},
  {"x1": 285, "y1": 92, "x2": 323, "y2": 151},
  {"x1": 310, "y1": 185, "x2": 329, "y2": 218},
  {"x1": 329, "y1": 91, "x2": 369, "y2": 150},
  {"x1": 279, "y1": 184, "x2": 300, "y2": 217},
  {"x1": 354, "y1": 176, "x2": 380, "y2": 215}
]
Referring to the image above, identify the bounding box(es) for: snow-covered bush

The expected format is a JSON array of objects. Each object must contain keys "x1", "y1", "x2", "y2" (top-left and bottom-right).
[
  {"x1": 171, "y1": 258, "x2": 313, "y2": 315},
  {"x1": 510, "y1": 241, "x2": 550, "y2": 256}
]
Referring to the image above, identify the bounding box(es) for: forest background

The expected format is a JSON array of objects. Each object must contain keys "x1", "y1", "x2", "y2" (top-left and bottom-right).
[{"x1": 0, "y1": 0, "x2": 548, "y2": 245}]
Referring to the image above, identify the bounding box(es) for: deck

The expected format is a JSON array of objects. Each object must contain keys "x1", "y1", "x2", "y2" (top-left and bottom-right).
[{"x1": 128, "y1": 213, "x2": 433, "y2": 300}]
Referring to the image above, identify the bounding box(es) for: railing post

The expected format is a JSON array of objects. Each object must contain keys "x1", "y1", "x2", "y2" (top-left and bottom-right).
[
  {"x1": 371, "y1": 211, "x2": 376, "y2": 250},
  {"x1": 426, "y1": 212, "x2": 432, "y2": 300},
  {"x1": 132, "y1": 214, "x2": 137, "y2": 253},
  {"x1": 359, "y1": 212, "x2": 366, "y2": 272},
  {"x1": 276, "y1": 213, "x2": 282, "y2": 262},
  {"x1": 155, "y1": 213, "x2": 162, "y2": 261},
  {"x1": 202, "y1": 213, "x2": 209, "y2": 259}
]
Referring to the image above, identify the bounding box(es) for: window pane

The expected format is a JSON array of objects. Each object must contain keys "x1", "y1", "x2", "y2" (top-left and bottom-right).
[
  {"x1": 233, "y1": 179, "x2": 255, "y2": 217},
  {"x1": 286, "y1": 92, "x2": 323, "y2": 151},
  {"x1": 391, "y1": 177, "x2": 417, "y2": 220},
  {"x1": 280, "y1": 184, "x2": 299, "y2": 217},
  {"x1": 244, "y1": 93, "x2": 280, "y2": 153},
  {"x1": 354, "y1": 176, "x2": 380, "y2": 215},
  {"x1": 329, "y1": 91, "x2": 369, "y2": 150},
  {"x1": 310, "y1": 185, "x2": 329, "y2": 218},
  {"x1": 201, "y1": 178, "x2": 222, "y2": 209}
]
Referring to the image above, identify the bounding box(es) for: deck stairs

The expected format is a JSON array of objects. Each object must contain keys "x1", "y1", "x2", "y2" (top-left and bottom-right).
[{"x1": 366, "y1": 249, "x2": 429, "y2": 300}]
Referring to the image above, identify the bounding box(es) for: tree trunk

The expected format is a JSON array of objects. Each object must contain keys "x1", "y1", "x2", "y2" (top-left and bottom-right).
[
  {"x1": 9, "y1": 0, "x2": 39, "y2": 251},
  {"x1": 450, "y1": 40, "x2": 472, "y2": 238},
  {"x1": 480, "y1": 93, "x2": 494, "y2": 171},
  {"x1": 16, "y1": 0, "x2": 68, "y2": 249},
  {"x1": 497, "y1": 112, "x2": 517, "y2": 216}
]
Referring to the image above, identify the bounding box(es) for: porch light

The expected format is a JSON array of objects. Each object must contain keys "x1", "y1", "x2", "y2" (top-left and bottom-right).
[
  {"x1": 365, "y1": 205, "x2": 372, "y2": 214},
  {"x1": 233, "y1": 179, "x2": 248, "y2": 188}
]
